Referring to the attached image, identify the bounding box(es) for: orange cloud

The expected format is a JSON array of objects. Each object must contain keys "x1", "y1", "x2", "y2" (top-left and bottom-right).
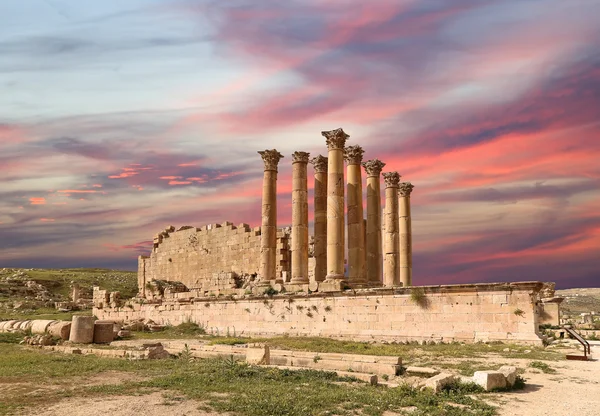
[
  {"x1": 40, "y1": 218, "x2": 55, "y2": 222},
  {"x1": 29, "y1": 197, "x2": 46, "y2": 205}
]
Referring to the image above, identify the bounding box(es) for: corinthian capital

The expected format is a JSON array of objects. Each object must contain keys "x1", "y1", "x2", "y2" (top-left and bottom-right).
[
  {"x1": 258, "y1": 149, "x2": 284, "y2": 171},
  {"x1": 292, "y1": 151, "x2": 310, "y2": 164},
  {"x1": 322, "y1": 128, "x2": 349, "y2": 150},
  {"x1": 398, "y1": 182, "x2": 414, "y2": 197},
  {"x1": 382, "y1": 172, "x2": 401, "y2": 188},
  {"x1": 362, "y1": 159, "x2": 386, "y2": 176},
  {"x1": 343, "y1": 145, "x2": 364, "y2": 165},
  {"x1": 310, "y1": 155, "x2": 328, "y2": 173}
]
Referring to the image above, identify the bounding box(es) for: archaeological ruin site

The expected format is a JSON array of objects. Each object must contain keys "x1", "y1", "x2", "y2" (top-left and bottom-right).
[{"x1": 94, "y1": 128, "x2": 557, "y2": 345}]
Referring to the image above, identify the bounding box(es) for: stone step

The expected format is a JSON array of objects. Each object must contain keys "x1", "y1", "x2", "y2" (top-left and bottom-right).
[{"x1": 262, "y1": 364, "x2": 377, "y2": 385}]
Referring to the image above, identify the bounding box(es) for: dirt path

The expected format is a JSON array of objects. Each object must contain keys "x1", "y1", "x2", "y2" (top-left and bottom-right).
[
  {"x1": 494, "y1": 341, "x2": 600, "y2": 416},
  {"x1": 27, "y1": 392, "x2": 219, "y2": 416}
]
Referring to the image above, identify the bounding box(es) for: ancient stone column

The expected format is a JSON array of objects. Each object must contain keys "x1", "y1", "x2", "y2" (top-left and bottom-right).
[
  {"x1": 322, "y1": 128, "x2": 349, "y2": 280},
  {"x1": 258, "y1": 149, "x2": 284, "y2": 284},
  {"x1": 383, "y1": 172, "x2": 401, "y2": 287},
  {"x1": 291, "y1": 151, "x2": 310, "y2": 284},
  {"x1": 344, "y1": 145, "x2": 366, "y2": 285},
  {"x1": 362, "y1": 159, "x2": 386, "y2": 285},
  {"x1": 399, "y1": 182, "x2": 415, "y2": 287},
  {"x1": 310, "y1": 155, "x2": 328, "y2": 282}
]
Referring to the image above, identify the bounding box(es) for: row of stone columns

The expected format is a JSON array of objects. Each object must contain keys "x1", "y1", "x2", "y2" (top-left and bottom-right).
[{"x1": 257, "y1": 128, "x2": 413, "y2": 288}]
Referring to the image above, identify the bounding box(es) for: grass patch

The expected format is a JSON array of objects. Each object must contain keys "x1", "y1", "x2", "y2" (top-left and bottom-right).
[
  {"x1": 132, "y1": 322, "x2": 207, "y2": 339},
  {"x1": 203, "y1": 335, "x2": 563, "y2": 362},
  {"x1": 529, "y1": 361, "x2": 556, "y2": 374},
  {"x1": 0, "y1": 343, "x2": 498, "y2": 416}
]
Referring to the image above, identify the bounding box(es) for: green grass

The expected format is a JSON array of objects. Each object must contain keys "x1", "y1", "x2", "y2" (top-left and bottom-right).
[
  {"x1": 0, "y1": 268, "x2": 137, "y2": 321},
  {"x1": 132, "y1": 322, "x2": 207, "y2": 339},
  {"x1": 0, "y1": 342, "x2": 499, "y2": 416},
  {"x1": 529, "y1": 361, "x2": 556, "y2": 374},
  {"x1": 204, "y1": 336, "x2": 563, "y2": 362}
]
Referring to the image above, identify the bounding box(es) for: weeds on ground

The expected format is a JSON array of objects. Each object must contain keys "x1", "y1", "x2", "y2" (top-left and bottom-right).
[
  {"x1": 0, "y1": 342, "x2": 498, "y2": 416},
  {"x1": 529, "y1": 361, "x2": 556, "y2": 373}
]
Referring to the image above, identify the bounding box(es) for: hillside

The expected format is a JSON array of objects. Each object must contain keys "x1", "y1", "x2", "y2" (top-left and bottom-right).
[
  {"x1": 556, "y1": 288, "x2": 600, "y2": 316},
  {"x1": 0, "y1": 268, "x2": 137, "y2": 321}
]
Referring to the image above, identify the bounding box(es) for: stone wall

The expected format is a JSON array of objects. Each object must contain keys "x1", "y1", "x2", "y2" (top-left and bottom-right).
[
  {"x1": 95, "y1": 282, "x2": 544, "y2": 345},
  {"x1": 139, "y1": 223, "x2": 291, "y2": 293}
]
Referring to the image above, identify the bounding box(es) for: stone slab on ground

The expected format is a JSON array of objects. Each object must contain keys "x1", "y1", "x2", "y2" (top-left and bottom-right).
[
  {"x1": 498, "y1": 365, "x2": 518, "y2": 386},
  {"x1": 263, "y1": 364, "x2": 378, "y2": 385},
  {"x1": 405, "y1": 366, "x2": 439, "y2": 377},
  {"x1": 422, "y1": 373, "x2": 457, "y2": 393},
  {"x1": 473, "y1": 370, "x2": 507, "y2": 391}
]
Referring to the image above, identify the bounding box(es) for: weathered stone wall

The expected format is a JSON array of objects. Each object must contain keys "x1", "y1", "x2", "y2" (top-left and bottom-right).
[
  {"x1": 95, "y1": 282, "x2": 544, "y2": 345},
  {"x1": 139, "y1": 223, "x2": 291, "y2": 292}
]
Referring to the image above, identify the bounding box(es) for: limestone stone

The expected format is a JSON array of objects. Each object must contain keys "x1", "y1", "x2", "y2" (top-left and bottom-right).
[
  {"x1": 291, "y1": 151, "x2": 310, "y2": 284},
  {"x1": 405, "y1": 366, "x2": 440, "y2": 377},
  {"x1": 93, "y1": 322, "x2": 115, "y2": 344},
  {"x1": 258, "y1": 149, "x2": 284, "y2": 284},
  {"x1": 48, "y1": 321, "x2": 71, "y2": 340},
  {"x1": 423, "y1": 373, "x2": 456, "y2": 393},
  {"x1": 30, "y1": 320, "x2": 57, "y2": 335},
  {"x1": 344, "y1": 145, "x2": 366, "y2": 285},
  {"x1": 398, "y1": 182, "x2": 414, "y2": 287},
  {"x1": 473, "y1": 371, "x2": 507, "y2": 391},
  {"x1": 383, "y1": 172, "x2": 401, "y2": 287},
  {"x1": 362, "y1": 159, "x2": 385, "y2": 285},
  {"x1": 69, "y1": 316, "x2": 95, "y2": 344},
  {"x1": 323, "y1": 128, "x2": 349, "y2": 280},
  {"x1": 246, "y1": 344, "x2": 270, "y2": 365},
  {"x1": 310, "y1": 155, "x2": 328, "y2": 282},
  {"x1": 498, "y1": 365, "x2": 518, "y2": 386}
]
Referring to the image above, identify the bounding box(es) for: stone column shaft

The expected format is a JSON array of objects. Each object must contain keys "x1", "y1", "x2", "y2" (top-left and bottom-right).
[
  {"x1": 363, "y1": 159, "x2": 385, "y2": 285},
  {"x1": 291, "y1": 151, "x2": 310, "y2": 284},
  {"x1": 323, "y1": 128, "x2": 349, "y2": 280},
  {"x1": 345, "y1": 145, "x2": 366, "y2": 284},
  {"x1": 399, "y1": 182, "x2": 414, "y2": 287},
  {"x1": 258, "y1": 149, "x2": 283, "y2": 283},
  {"x1": 310, "y1": 155, "x2": 328, "y2": 282},
  {"x1": 383, "y1": 172, "x2": 401, "y2": 287}
]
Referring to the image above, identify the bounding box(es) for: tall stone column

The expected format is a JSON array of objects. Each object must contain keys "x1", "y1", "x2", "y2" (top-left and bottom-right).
[
  {"x1": 383, "y1": 172, "x2": 401, "y2": 287},
  {"x1": 399, "y1": 182, "x2": 415, "y2": 287},
  {"x1": 258, "y1": 149, "x2": 283, "y2": 284},
  {"x1": 344, "y1": 145, "x2": 366, "y2": 285},
  {"x1": 322, "y1": 128, "x2": 349, "y2": 280},
  {"x1": 291, "y1": 151, "x2": 310, "y2": 284},
  {"x1": 362, "y1": 159, "x2": 385, "y2": 285},
  {"x1": 310, "y1": 155, "x2": 328, "y2": 282}
]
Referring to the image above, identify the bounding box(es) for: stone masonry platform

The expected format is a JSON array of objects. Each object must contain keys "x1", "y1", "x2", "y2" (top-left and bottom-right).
[{"x1": 95, "y1": 281, "x2": 545, "y2": 345}]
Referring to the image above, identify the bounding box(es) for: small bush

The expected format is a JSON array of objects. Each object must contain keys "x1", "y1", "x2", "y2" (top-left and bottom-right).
[
  {"x1": 513, "y1": 308, "x2": 525, "y2": 317},
  {"x1": 263, "y1": 286, "x2": 278, "y2": 297},
  {"x1": 410, "y1": 287, "x2": 428, "y2": 307}
]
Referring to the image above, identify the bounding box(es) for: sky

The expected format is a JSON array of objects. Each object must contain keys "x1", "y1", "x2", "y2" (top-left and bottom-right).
[{"x1": 1, "y1": 0, "x2": 599, "y2": 289}]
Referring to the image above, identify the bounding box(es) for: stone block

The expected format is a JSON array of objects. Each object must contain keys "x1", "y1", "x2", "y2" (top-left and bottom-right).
[
  {"x1": 473, "y1": 371, "x2": 507, "y2": 391},
  {"x1": 422, "y1": 373, "x2": 456, "y2": 393},
  {"x1": 93, "y1": 322, "x2": 115, "y2": 344},
  {"x1": 405, "y1": 366, "x2": 439, "y2": 377},
  {"x1": 69, "y1": 316, "x2": 95, "y2": 344},
  {"x1": 50, "y1": 321, "x2": 73, "y2": 340},
  {"x1": 246, "y1": 344, "x2": 270, "y2": 365},
  {"x1": 498, "y1": 365, "x2": 518, "y2": 386}
]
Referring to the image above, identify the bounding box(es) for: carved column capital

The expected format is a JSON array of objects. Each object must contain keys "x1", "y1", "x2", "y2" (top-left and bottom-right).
[
  {"x1": 344, "y1": 145, "x2": 364, "y2": 165},
  {"x1": 383, "y1": 172, "x2": 401, "y2": 188},
  {"x1": 292, "y1": 151, "x2": 310, "y2": 164},
  {"x1": 258, "y1": 149, "x2": 284, "y2": 171},
  {"x1": 322, "y1": 128, "x2": 349, "y2": 150},
  {"x1": 398, "y1": 182, "x2": 414, "y2": 197},
  {"x1": 362, "y1": 159, "x2": 386, "y2": 177},
  {"x1": 310, "y1": 155, "x2": 328, "y2": 173}
]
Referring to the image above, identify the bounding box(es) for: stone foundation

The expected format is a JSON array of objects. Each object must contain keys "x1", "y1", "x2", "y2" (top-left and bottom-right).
[{"x1": 94, "y1": 282, "x2": 545, "y2": 345}]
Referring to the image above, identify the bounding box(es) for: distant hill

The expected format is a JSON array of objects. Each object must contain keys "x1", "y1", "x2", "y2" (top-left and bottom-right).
[
  {"x1": 0, "y1": 268, "x2": 137, "y2": 321},
  {"x1": 556, "y1": 288, "x2": 600, "y2": 315}
]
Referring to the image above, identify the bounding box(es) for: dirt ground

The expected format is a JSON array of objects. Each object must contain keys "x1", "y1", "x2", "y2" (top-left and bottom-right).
[
  {"x1": 493, "y1": 341, "x2": 600, "y2": 416},
  {"x1": 14, "y1": 342, "x2": 600, "y2": 416}
]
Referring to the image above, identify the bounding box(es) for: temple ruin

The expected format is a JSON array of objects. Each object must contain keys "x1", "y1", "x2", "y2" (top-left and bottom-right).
[{"x1": 95, "y1": 128, "x2": 548, "y2": 345}]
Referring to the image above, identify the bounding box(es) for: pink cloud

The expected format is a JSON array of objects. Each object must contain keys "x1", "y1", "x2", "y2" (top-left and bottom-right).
[{"x1": 29, "y1": 197, "x2": 46, "y2": 205}]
